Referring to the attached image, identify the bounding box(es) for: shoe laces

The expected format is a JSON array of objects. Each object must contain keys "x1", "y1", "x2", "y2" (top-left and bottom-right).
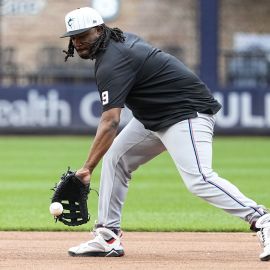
[{"x1": 260, "y1": 227, "x2": 270, "y2": 247}]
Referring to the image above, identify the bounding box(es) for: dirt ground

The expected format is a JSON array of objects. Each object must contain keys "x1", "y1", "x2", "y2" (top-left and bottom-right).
[{"x1": 0, "y1": 232, "x2": 269, "y2": 270}]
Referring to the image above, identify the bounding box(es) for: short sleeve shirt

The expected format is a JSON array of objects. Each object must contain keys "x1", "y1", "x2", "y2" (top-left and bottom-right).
[{"x1": 95, "y1": 33, "x2": 221, "y2": 131}]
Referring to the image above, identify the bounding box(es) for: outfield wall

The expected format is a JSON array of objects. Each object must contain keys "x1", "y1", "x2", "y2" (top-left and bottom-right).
[{"x1": 0, "y1": 85, "x2": 269, "y2": 135}]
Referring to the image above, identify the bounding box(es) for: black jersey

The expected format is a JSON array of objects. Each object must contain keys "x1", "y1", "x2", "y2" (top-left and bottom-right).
[{"x1": 95, "y1": 33, "x2": 221, "y2": 131}]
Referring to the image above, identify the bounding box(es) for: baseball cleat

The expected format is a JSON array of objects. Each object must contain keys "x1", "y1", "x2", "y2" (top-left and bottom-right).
[
  {"x1": 255, "y1": 213, "x2": 270, "y2": 261},
  {"x1": 68, "y1": 227, "x2": 124, "y2": 257}
]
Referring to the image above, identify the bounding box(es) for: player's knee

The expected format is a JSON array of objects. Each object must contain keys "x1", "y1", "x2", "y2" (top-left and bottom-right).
[
  {"x1": 183, "y1": 170, "x2": 217, "y2": 195},
  {"x1": 103, "y1": 146, "x2": 132, "y2": 175},
  {"x1": 185, "y1": 180, "x2": 202, "y2": 195},
  {"x1": 104, "y1": 142, "x2": 139, "y2": 173},
  {"x1": 103, "y1": 142, "x2": 122, "y2": 163}
]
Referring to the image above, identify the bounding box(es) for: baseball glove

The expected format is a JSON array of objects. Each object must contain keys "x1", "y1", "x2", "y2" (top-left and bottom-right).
[{"x1": 51, "y1": 168, "x2": 91, "y2": 226}]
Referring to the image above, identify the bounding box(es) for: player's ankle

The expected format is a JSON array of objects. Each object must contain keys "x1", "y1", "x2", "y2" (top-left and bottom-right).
[
  {"x1": 94, "y1": 223, "x2": 121, "y2": 236},
  {"x1": 250, "y1": 220, "x2": 260, "y2": 232}
]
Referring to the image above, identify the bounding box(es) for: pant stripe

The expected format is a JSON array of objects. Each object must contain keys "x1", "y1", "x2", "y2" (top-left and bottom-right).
[{"x1": 188, "y1": 119, "x2": 263, "y2": 216}]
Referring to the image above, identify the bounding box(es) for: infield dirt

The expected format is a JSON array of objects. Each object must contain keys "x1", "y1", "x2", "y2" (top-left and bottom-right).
[{"x1": 0, "y1": 232, "x2": 268, "y2": 270}]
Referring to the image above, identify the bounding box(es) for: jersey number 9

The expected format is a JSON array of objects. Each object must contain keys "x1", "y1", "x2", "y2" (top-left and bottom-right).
[{"x1": 102, "y1": 91, "x2": 109, "y2": 105}]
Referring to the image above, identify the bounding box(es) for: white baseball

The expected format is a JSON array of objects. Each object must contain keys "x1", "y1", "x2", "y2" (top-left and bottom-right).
[{"x1": 49, "y1": 202, "x2": 63, "y2": 216}]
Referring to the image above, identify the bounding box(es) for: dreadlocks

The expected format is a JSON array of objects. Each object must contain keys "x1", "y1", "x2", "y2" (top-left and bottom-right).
[{"x1": 63, "y1": 24, "x2": 125, "y2": 62}]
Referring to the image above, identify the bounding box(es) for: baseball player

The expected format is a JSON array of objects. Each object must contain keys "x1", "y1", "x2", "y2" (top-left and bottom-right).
[{"x1": 61, "y1": 7, "x2": 270, "y2": 260}]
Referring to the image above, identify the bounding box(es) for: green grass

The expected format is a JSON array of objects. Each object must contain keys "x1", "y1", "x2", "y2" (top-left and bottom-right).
[{"x1": 0, "y1": 136, "x2": 269, "y2": 232}]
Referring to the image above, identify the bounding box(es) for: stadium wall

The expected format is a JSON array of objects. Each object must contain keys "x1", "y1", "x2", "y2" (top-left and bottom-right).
[
  {"x1": 3, "y1": 0, "x2": 270, "y2": 75},
  {"x1": 0, "y1": 85, "x2": 269, "y2": 135}
]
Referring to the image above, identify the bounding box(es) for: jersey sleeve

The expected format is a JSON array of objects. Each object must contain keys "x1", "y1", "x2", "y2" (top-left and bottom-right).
[{"x1": 96, "y1": 48, "x2": 137, "y2": 112}]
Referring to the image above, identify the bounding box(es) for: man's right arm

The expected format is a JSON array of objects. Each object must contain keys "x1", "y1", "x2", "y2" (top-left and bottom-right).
[{"x1": 76, "y1": 107, "x2": 121, "y2": 184}]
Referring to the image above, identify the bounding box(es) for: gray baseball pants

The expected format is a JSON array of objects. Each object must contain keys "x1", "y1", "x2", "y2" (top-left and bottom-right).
[{"x1": 97, "y1": 113, "x2": 265, "y2": 229}]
